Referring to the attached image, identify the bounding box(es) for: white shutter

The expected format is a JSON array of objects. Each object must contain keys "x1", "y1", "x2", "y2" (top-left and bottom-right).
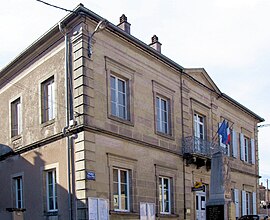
[
  {"x1": 252, "y1": 192, "x2": 257, "y2": 214},
  {"x1": 88, "y1": 197, "x2": 98, "y2": 220},
  {"x1": 234, "y1": 189, "x2": 239, "y2": 217},
  {"x1": 232, "y1": 130, "x2": 238, "y2": 158},
  {"x1": 240, "y1": 133, "x2": 245, "y2": 161},
  {"x1": 88, "y1": 197, "x2": 109, "y2": 220},
  {"x1": 251, "y1": 139, "x2": 255, "y2": 164},
  {"x1": 242, "y1": 190, "x2": 247, "y2": 215}
]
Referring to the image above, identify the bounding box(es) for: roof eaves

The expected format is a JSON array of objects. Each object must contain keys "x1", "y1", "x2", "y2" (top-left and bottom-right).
[{"x1": 221, "y1": 93, "x2": 264, "y2": 122}]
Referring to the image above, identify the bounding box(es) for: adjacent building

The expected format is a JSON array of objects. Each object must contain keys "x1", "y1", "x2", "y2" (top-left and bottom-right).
[{"x1": 0, "y1": 4, "x2": 264, "y2": 220}]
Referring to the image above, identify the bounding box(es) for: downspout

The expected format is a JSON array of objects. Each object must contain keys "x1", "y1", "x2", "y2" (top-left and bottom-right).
[
  {"x1": 180, "y1": 69, "x2": 186, "y2": 219},
  {"x1": 59, "y1": 22, "x2": 73, "y2": 220}
]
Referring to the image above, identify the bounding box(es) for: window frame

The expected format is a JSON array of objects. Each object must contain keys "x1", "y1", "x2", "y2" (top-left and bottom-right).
[
  {"x1": 159, "y1": 176, "x2": 171, "y2": 214},
  {"x1": 110, "y1": 74, "x2": 128, "y2": 120},
  {"x1": 194, "y1": 113, "x2": 205, "y2": 140},
  {"x1": 106, "y1": 57, "x2": 135, "y2": 126},
  {"x1": 41, "y1": 76, "x2": 55, "y2": 123},
  {"x1": 113, "y1": 168, "x2": 130, "y2": 212},
  {"x1": 12, "y1": 175, "x2": 24, "y2": 209},
  {"x1": 156, "y1": 95, "x2": 170, "y2": 134},
  {"x1": 11, "y1": 97, "x2": 22, "y2": 137},
  {"x1": 45, "y1": 169, "x2": 58, "y2": 212}
]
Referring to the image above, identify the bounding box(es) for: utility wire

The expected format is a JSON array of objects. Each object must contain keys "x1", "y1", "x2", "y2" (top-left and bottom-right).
[{"x1": 36, "y1": 0, "x2": 78, "y2": 14}]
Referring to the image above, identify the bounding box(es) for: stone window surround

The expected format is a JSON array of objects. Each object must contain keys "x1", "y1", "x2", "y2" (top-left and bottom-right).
[
  {"x1": 9, "y1": 94, "x2": 23, "y2": 140},
  {"x1": 11, "y1": 172, "x2": 24, "y2": 209},
  {"x1": 105, "y1": 56, "x2": 135, "y2": 126},
  {"x1": 190, "y1": 98, "x2": 210, "y2": 141},
  {"x1": 107, "y1": 153, "x2": 137, "y2": 213},
  {"x1": 152, "y1": 80, "x2": 175, "y2": 139},
  {"x1": 41, "y1": 163, "x2": 59, "y2": 216},
  {"x1": 154, "y1": 164, "x2": 177, "y2": 216}
]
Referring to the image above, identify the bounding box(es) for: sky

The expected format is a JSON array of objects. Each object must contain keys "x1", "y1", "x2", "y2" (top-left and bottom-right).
[{"x1": 1, "y1": 0, "x2": 270, "y2": 184}]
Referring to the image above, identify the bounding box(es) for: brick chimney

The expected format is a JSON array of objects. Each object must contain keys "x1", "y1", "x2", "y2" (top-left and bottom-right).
[
  {"x1": 149, "y1": 35, "x2": 162, "y2": 53},
  {"x1": 117, "y1": 14, "x2": 131, "y2": 34}
]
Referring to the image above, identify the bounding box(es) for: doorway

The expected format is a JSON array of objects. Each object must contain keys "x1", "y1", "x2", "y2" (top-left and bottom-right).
[{"x1": 196, "y1": 191, "x2": 206, "y2": 220}]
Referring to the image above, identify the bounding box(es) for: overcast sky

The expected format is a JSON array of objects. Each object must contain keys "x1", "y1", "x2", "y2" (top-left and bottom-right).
[{"x1": 1, "y1": 0, "x2": 270, "y2": 184}]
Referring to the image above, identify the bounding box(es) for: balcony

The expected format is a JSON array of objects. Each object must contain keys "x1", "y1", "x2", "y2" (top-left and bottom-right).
[{"x1": 182, "y1": 136, "x2": 225, "y2": 169}]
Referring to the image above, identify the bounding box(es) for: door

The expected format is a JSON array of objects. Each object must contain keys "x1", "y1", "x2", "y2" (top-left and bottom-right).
[{"x1": 196, "y1": 191, "x2": 206, "y2": 220}]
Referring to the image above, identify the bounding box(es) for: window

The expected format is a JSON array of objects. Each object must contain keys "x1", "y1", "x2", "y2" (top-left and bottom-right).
[
  {"x1": 11, "y1": 98, "x2": 22, "y2": 137},
  {"x1": 156, "y1": 96, "x2": 170, "y2": 134},
  {"x1": 113, "y1": 168, "x2": 130, "y2": 211},
  {"x1": 110, "y1": 75, "x2": 128, "y2": 120},
  {"x1": 244, "y1": 136, "x2": 250, "y2": 162},
  {"x1": 13, "y1": 176, "x2": 23, "y2": 208},
  {"x1": 159, "y1": 176, "x2": 171, "y2": 214},
  {"x1": 194, "y1": 113, "x2": 205, "y2": 140},
  {"x1": 46, "y1": 169, "x2": 58, "y2": 212},
  {"x1": 42, "y1": 77, "x2": 55, "y2": 123}
]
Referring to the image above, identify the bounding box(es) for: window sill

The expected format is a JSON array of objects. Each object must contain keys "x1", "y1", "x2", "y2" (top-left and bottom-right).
[
  {"x1": 11, "y1": 134, "x2": 22, "y2": 142},
  {"x1": 157, "y1": 213, "x2": 179, "y2": 218},
  {"x1": 108, "y1": 115, "x2": 134, "y2": 127},
  {"x1": 156, "y1": 131, "x2": 175, "y2": 140},
  {"x1": 6, "y1": 208, "x2": 26, "y2": 212},
  {"x1": 109, "y1": 210, "x2": 139, "y2": 217},
  {"x1": 44, "y1": 211, "x2": 58, "y2": 216},
  {"x1": 41, "y1": 118, "x2": 55, "y2": 127}
]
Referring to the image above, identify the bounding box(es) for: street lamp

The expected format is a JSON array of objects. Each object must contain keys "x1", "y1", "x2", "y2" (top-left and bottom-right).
[{"x1": 88, "y1": 19, "x2": 108, "y2": 58}]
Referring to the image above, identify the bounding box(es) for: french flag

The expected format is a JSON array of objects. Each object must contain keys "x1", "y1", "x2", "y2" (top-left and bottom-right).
[{"x1": 226, "y1": 121, "x2": 231, "y2": 145}]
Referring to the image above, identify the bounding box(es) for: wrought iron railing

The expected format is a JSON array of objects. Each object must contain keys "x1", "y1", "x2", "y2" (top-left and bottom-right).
[{"x1": 182, "y1": 136, "x2": 226, "y2": 158}]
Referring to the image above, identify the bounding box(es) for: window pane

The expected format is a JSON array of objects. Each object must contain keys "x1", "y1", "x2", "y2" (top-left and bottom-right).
[
  {"x1": 161, "y1": 99, "x2": 166, "y2": 111},
  {"x1": 110, "y1": 76, "x2": 116, "y2": 89},
  {"x1": 118, "y1": 79, "x2": 125, "y2": 93},
  {"x1": 120, "y1": 170, "x2": 127, "y2": 183},
  {"x1": 118, "y1": 92, "x2": 126, "y2": 106},
  {"x1": 111, "y1": 102, "x2": 117, "y2": 116},
  {"x1": 111, "y1": 88, "x2": 116, "y2": 102},
  {"x1": 118, "y1": 106, "x2": 126, "y2": 119}
]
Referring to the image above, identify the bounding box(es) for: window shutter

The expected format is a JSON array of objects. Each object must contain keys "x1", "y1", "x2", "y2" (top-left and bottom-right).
[
  {"x1": 242, "y1": 190, "x2": 247, "y2": 216},
  {"x1": 240, "y1": 133, "x2": 245, "y2": 161},
  {"x1": 232, "y1": 130, "x2": 238, "y2": 158},
  {"x1": 234, "y1": 189, "x2": 239, "y2": 217},
  {"x1": 252, "y1": 192, "x2": 257, "y2": 214},
  {"x1": 88, "y1": 197, "x2": 98, "y2": 220},
  {"x1": 251, "y1": 139, "x2": 255, "y2": 164}
]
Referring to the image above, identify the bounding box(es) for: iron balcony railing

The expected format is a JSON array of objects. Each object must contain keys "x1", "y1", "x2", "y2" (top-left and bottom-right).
[{"x1": 182, "y1": 136, "x2": 226, "y2": 158}]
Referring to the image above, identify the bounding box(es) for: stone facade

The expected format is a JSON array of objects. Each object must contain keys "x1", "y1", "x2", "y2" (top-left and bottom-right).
[{"x1": 0, "y1": 4, "x2": 263, "y2": 220}]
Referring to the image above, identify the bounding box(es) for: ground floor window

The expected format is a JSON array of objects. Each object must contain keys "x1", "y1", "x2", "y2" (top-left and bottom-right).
[
  {"x1": 113, "y1": 168, "x2": 130, "y2": 211},
  {"x1": 159, "y1": 176, "x2": 171, "y2": 214}
]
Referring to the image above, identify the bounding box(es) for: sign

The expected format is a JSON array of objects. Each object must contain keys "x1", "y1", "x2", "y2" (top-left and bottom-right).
[
  {"x1": 192, "y1": 181, "x2": 205, "y2": 191},
  {"x1": 86, "y1": 171, "x2": 96, "y2": 180},
  {"x1": 206, "y1": 205, "x2": 224, "y2": 220},
  {"x1": 88, "y1": 197, "x2": 109, "y2": 220}
]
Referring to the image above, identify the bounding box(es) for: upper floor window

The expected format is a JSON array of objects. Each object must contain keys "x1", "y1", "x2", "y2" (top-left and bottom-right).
[
  {"x1": 42, "y1": 77, "x2": 55, "y2": 123},
  {"x1": 46, "y1": 169, "x2": 58, "y2": 212},
  {"x1": 13, "y1": 176, "x2": 23, "y2": 209},
  {"x1": 156, "y1": 96, "x2": 170, "y2": 134},
  {"x1": 110, "y1": 75, "x2": 128, "y2": 120},
  {"x1": 159, "y1": 176, "x2": 171, "y2": 214},
  {"x1": 11, "y1": 98, "x2": 22, "y2": 137},
  {"x1": 113, "y1": 168, "x2": 130, "y2": 211},
  {"x1": 240, "y1": 133, "x2": 255, "y2": 164},
  {"x1": 194, "y1": 113, "x2": 205, "y2": 140}
]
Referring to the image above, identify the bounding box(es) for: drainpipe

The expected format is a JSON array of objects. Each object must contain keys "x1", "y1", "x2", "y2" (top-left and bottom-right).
[{"x1": 59, "y1": 22, "x2": 73, "y2": 220}]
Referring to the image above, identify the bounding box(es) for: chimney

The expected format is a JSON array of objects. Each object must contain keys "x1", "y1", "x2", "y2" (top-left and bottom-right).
[
  {"x1": 117, "y1": 14, "x2": 131, "y2": 34},
  {"x1": 149, "y1": 35, "x2": 162, "y2": 53}
]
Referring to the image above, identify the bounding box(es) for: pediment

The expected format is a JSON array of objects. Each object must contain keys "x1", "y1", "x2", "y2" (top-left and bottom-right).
[{"x1": 184, "y1": 68, "x2": 221, "y2": 94}]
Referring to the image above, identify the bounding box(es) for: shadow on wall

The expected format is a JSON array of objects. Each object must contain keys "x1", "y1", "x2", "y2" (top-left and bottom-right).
[{"x1": 0, "y1": 143, "x2": 84, "y2": 220}]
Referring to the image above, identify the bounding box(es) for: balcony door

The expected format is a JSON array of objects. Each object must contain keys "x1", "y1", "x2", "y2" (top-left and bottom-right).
[{"x1": 194, "y1": 113, "x2": 205, "y2": 153}]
